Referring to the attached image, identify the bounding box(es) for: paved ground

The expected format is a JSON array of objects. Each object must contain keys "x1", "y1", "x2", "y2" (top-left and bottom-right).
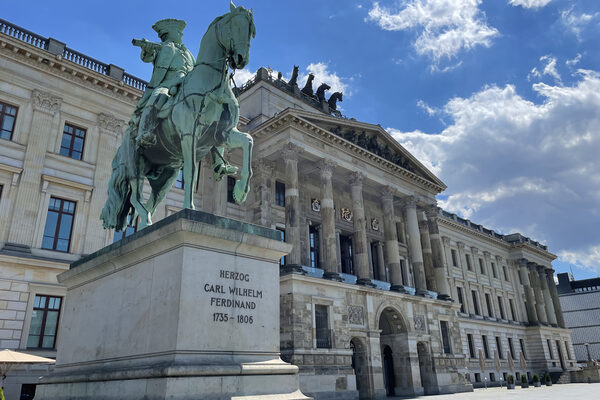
[{"x1": 396, "y1": 383, "x2": 600, "y2": 399}]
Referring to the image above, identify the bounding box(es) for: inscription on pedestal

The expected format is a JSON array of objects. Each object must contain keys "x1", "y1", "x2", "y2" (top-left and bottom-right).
[{"x1": 206, "y1": 269, "x2": 264, "y2": 325}]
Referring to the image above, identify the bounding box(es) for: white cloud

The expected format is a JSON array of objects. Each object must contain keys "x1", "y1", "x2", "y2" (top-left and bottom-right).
[
  {"x1": 561, "y1": 6, "x2": 599, "y2": 40},
  {"x1": 566, "y1": 53, "x2": 582, "y2": 67},
  {"x1": 388, "y1": 70, "x2": 600, "y2": 272},
  {"x1": 508, "y1": 0, "x2": 552, "y2": 9},
  {"x1": 366, "y1": 0, "x2": 499, "y2": 62},
  {"x1": 232, "y1": 68, "x2": 256, "y2": 87},
  {"x1": 528, "y1": 55, "x2": 561, "y2": 83},
  {"x1": 417, "y1": 99, "x2": 437, "y2": 116},
  {"x1": 297, "y1": 62, "x2": 350, "y2": 96}
]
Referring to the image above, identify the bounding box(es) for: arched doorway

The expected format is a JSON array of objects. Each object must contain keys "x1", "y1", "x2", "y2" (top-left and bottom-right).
[
  {"x1": 382, "y1": 345, "x2": 395, "y2": 396},
  {"x1": 417, "y1": 341, "x2": 438, "y2": 395},
  {"x1": 378, "y1": 307, "x2": 410, "y2": 397},
  {"x1": 351, "y1": 338, "x2": 370, "y2": 399}
]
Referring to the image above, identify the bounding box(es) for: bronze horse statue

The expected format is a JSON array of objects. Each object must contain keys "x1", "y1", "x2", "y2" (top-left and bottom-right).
[{"x1": 101, "y1": 3, "x2": 256, "y2": 231}]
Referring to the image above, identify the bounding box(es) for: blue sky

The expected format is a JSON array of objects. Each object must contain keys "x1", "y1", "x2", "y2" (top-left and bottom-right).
[{"x1": 3, "y1": 1, "x2": 599, "y2": 279}]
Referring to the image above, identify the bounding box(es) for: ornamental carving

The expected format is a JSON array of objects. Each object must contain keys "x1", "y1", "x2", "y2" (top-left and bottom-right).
[
  {"x1": 349, "y1": 171, "x2": 363, "y2": 187},
  {"x1": 311, "y1": 198, "x2": 321, "y2": 212},
  {"x1": 31, "y1": 89, "x2": 62, "y2": 114},
  {"x1": 414, "y1": 315, "x2": 426, "y2": 332},
  {"x1": 97, "y1": 113, "x2": 125, "y2": 133},
  {"x1": 341, "y1": 208, "x2": 353, "y2": 222},
  {"x1": 348, "y1": 306, "x2": 364, "y2": 325},
  {"x1": 371, "y1": 218, "x2": 379, "y2": 231}
]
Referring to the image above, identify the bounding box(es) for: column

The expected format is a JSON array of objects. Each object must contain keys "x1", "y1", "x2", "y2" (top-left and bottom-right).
[
  {"x1": 350, "y1": 172, "x2": 373, "y2": 286},
  {"x1": 319, "y1": 159, "x2": 340, "y2": 280},
  {"x1": 426, "y1": 207, "x2": 452, "y2": 301},
  {"x1": 84, "y1": 113, "x2": 124, "y2": 253},
  {"x1": 9, "y1": 90, "x2": 62, "y2": 245},
  {"x1": 381, "y1": 187, "x2": 405, "y2": 292},
  {"x1": 546, "y1": 269, "x2": 566, "y2": 328},
  {"x1": 403, "y1": 197, "x2": 428, "y2": 296},
  {"x1": 518, "y1": 259, "x2": 539, "y2": 325},
  {"x1": 418, "y1": 213, "x2": 437, "y2": 292},
  {"x1": 528, "y1": 262, "x2": 548, "y2": 324},
  {"x1": 538, "y1": 266, "x2": 558, "y2": 326},
  {"x1": 375, "y1": 242, "x2": 386, "y2": 282},
  {"x1": 253, "y1": 160, "x2": 273, "y2": 227},
  {"x1": 281, "y1": 143, "x2": 302, "y2": 274}
]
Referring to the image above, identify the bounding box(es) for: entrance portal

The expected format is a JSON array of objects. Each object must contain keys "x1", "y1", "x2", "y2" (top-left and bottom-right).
[
  {"x1": 378, "y1": 307, "x2": 410, "y2": 396},
  {"x1": 383, "y1": 345, "x2": 395, "y2": 396}
]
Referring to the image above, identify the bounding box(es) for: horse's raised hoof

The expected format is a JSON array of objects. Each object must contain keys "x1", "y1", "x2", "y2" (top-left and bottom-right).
[
  {"x1": 213, "y1": 163, "x2": 239, "y2": 182},
  {"x1": 233, "y1": 179, "x2": 248, "y2": 204}
]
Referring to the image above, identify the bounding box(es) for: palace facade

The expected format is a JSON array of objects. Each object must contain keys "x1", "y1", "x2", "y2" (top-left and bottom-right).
[{"x1": 0, "y1": 19, "x2": 576, "y2": 399}]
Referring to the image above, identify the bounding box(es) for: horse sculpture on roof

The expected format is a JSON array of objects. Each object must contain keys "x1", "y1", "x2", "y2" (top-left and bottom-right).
[{"x1": 101, "y1": 2, "x2": 256, "y2": 231}]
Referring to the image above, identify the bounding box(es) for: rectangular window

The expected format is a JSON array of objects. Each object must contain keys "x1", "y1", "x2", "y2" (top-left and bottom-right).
[
  {"x1": 370, "y1": 241, "x2": 380, "y2": 280},
  {"x1": 497, "y1": 296, "x2": 505, "y2": 319},
  {"x1": 113, "y1": 217, "x2": 138, "y2": 242},
  {"x1": 474, "y1": 373, "x2": 481, "y2": 383},
  {"x1": 309, "y1": 225, "x2": 320, "y2": 268},
  {"x1": 496, "y1": 336, "x2": 503, "y2": 358},
  {"x1": 276, "y1": 228, "x2": 285, "y2": 267},
  {"x1": 175, "y1": 169, "x2": 184, "y2": 189},
  {"x1": 467, "y1": 333, "x2": 475, "y2": 358},
  {"x1": 508, "y1": 337, "x2": 515, "y2": 359},
  {"x1": 547, "y1": 339, "x2": 554, "y2": 359},
  {"x1": 472, "y1": 290, "x2": 480, "y2": 315},
  {"x1": 275, "y1": 181, "x2": 285, "y2": 207},
  {"x1": 227, "y1": 176, "x2": 236, "y2": 204},
  {"x1": 0, "y1": 100, "x2": 18, "y2": 140},
  {"x1": 503, "y1": 265, "x2": 509, "y2": 281},
  {"x1": 41, "y1": 197, "x2": 76, "y2": 252},
  {"x1": 457, "y1": 287, "x2": 465, "y2": 313},
  {"x1": 440, "y1": 321, "x2": 451, "y2": 354},
  {"x1": 485, "y1": 293, "x2": 494, "y2": 317},
  {"x1": 340, "y1": 234, "x2": 354, "y2": 275},
  {"x1": 479, "y1": 258, "x2": 485, "y2": 274},
  {"x1": 509, "y1": 299, "x2": 516, "y2": 321},
  {"x1": 315, "y1": 304, "x2": 331, "y2": 348},
  {"x1": 520, "y1": 338, "x2": 527, "y2": 359},
  {"x1": 60, "y1": 123, "x2": 86, "y2": 160},
  {"x1": 451, "y1": 249, "x2": 458, "y2": 267},
  {"x1": 490, "y1": 372, "x2": 495, "y2": 382},
  {"x1": 482, "y1": 335, "x2": 490, "y2": 359},
  {"x1": 491, "y1": 262, "x2": 497, "y2": 278},
  {"x1": 27, "y1": 295, "x2": 62, "y2": 349},
  {"x1": 466, "y1": 254, "x2": 472, "y2": 271}
]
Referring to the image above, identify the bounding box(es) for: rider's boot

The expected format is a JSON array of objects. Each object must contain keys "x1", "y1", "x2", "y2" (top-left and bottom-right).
[
  {"x1": 136, "y1": 106, "x2": 159, "y2": 147},
  {"x1": 212, "y1": 160, "x2": 238, "y2": 181}
]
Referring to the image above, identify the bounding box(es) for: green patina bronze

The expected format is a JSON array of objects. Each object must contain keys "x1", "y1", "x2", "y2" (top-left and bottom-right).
[{"x1": 101, "y1": 1, "x2": 256, "y2": 231}]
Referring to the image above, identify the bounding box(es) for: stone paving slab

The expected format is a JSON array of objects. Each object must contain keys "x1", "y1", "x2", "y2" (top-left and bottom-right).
[{"x1": 395, "y1": 383, "x2": 600, "y2": 399}]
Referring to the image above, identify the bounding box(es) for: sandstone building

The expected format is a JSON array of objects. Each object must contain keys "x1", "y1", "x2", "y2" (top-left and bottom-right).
[{"x1": 0, "y1": 19, "x2": 576, "y2": 399}]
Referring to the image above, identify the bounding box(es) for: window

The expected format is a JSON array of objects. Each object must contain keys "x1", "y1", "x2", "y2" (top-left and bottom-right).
[
  {"x1": 0, "y1": 101, "x2": 18, "y2": 140},
  {"x1": 315, "y1": 304, "x2": 331, "y2": 348},
  {"x1": 479, "y1": 258, "x2": 485, "y2": 274},
  {"x1": 41, "y1": 197, "x2": 76, "y2": 252},
  {"x1": 457, "y1": 287, "x2": 465, "y2": 313},
  {"x1": 467, "y1": 334, "x2": 475, "y2": 358},
  {"x1": 370, "y1": 241, "x2": 380, "y2": 280},
  {"x1": 490, "y1": 372, "x2": 495, "y2": 382},
  {"x1": 509, "y1": 299, "x2": 516, "y2": 321},
  {"x1": 474, "y1": 373, "x2": 481, "y2": 383},
  {"x1": 20, "y1": 384, "x2": 36, "y2": 400},
  {"x1": 482, "y1": 335, "x2": 490, "y2": 358},
  {"x1": 113, "y1": 217, "x2": 138, "y2": 242},
  {"x1": 485, "y1": 293, "x2": 494, "y2": 317},
  {"x1": 175, "y1": 169, "x2": 184, "y2": 189},
  {"x1": 60, "y1": 123, "x2": 86, "y2": 160},
  {"x1": 565, "y1": 341, "x2": 572, "y2": 359},
  {"x1": 503, "y1": 265, "x2": 509, "y2": 281},
  {"x1": 471, "y1": 290, "x2": 480, "y2": 315},
  {"x1": 496, "y1": 336, "x2": 503, "y2": 358},
  {"x1": 498, "y1": 296, "x2": 505, "y2": 320},
  {"x1": 440, "y1": 321, "x2": 451, "y2": 354},
  {"x1": 451, "y1": 249, "x2": 458, "y2": 267},
  {"x1": 309, "y1": 225, "x2": 320, "y2": 268},
  {"x1": 520, "y1": 338, "x2": 527, "y2": 359},
  {"x1": 466, "y1": 254, "x2": 472, "y2": 271},
  {"x1": 227, "y1": 176, "x2": 236, "y2": 204},
  {"x1": 508, "y1": 337, "x2": 515, "y2": 359},
  {"x1": 491, "y1": 262, "x2": 497, "y2": 278},
  {"x1": 275, "y1": 181, "x2": 285, "y2": 207},
  {"x1": 0, "y1": 184, "x2": 3, "y2": 202},
  {"x1": 276, "y1": 228, "x2": 285, "y2": 267},
  {"x1": 340, "y1": 234, "x2": 353, "y2": 275},
  {"x1": 547, "y1": 339, "x2": 554, "y2": 359},
  {"x1": 27, "y1": 295, "x2": 62, "y2": 349}
]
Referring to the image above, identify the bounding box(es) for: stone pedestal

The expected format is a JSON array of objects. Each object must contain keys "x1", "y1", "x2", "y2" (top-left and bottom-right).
[{"x1": 37, "y1": 209, "x2": 311, "y2": 400}]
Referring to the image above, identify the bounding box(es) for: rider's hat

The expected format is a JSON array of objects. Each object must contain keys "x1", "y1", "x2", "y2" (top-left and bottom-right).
[{"x1": 152, "y1": 19, "x2": 186, "y2": 38}]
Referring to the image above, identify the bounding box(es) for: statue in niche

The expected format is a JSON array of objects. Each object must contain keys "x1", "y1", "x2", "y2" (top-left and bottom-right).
[
  {"x1": 357, "y1": 131, "x2": 367, "y2": 148},
  {"x1": 316, "y1": 83, "x2": 330, "y2": 103},
  {"x1": 288, "y1": 65, "x2": 299, "y2": 87},
  {"x1": 343, "y1": 129, "x2": 356, "y2": 143},
  {"x1": 381, "y1": 145, "x2": 392, "y2": 161},
  {"x1": 301, "y1": 73, "x2": 315, "y2": 96},
  {"x1": 101, "y1": 2, "x2": 256, "y2": 231},
  {"x1": 328, "y1": 92, "x2": 343, "y2": 111},
  {"x1": 366, "y1": 135, "x2": 378, "y2": 153},
  {"x1": 330, "y1": 125, "x2": 342, "y2": 137}
]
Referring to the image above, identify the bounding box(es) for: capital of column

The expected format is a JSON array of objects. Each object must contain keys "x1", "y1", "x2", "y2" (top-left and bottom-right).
[
  {"x1": 97, "y1": 113, "x2": 125, "y2": 134},
  {"x1": 281, "y1": 143, "x2": 302, "y2": 162},
  {"x1": 253, "y1": 160, "x2": 274, "y2": 179},
  {"x1": 518, "y1": 258, "x2": 529, "y2": 269},
  {"x1": 471, "y1": 246, "x2": 479, "y2": 254},
  {"x1": 400, "y1": 195, "x2": 417, "y2": 210},
  {"x1": 381, "y1": 186, "x2": 395, "y2": 202},
  {"x1": 32, "y1": 89, "x2": 62, "y2": 114},
  {"x1": 527, "y1": 261, "x2": 538, "y2": 271},
  {"x1": 424, "y1": 204, "x2": 440, "y2": 221},
  {"x1": 457, "y1": 241, "x2": 465, "y2": 250},
  {"x1": 319, "y1": 159, "x2": 336, "y2": 178},
  {"x1": 483, "y1": 251, "x2": 491, "y2": 260},
  {"x1": 349, "y1": 171, "x2": 364, "y2": 187},
  {"x1": 495, "y1": 255, "x2": 503, "y2": 264},
  {"x1": 441, "y1": 236, "x2": 450, "y2": 246}
]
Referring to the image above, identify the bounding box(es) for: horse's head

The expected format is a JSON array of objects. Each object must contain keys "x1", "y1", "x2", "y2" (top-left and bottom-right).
[{"x1": 217, "y1": 1, "x2": 256, "y2": 70}]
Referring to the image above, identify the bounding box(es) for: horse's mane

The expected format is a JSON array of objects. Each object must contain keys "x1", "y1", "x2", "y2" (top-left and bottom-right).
[{"x1": 207, "y1": 7, "x2": 256, "y2": 39}]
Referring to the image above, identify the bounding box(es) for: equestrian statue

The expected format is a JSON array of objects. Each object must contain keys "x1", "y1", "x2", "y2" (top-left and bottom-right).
[{"x1": 101, "y1": 2, "x2": 256, "y2": 231}]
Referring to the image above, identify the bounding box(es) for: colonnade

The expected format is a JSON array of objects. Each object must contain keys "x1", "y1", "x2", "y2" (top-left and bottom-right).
[{"x1": 518, "y1": 258, "x2": 564, "y2": 327}]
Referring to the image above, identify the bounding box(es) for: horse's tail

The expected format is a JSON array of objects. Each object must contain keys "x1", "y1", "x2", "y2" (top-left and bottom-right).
[{"x1": 100, "y1": 128, "x2": 136, "y2": 231}]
